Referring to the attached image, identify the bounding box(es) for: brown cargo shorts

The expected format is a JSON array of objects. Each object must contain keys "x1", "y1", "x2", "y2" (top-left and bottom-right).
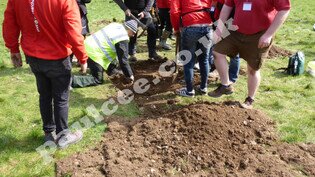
[{"x1": 213, "y1": 30, "x2": 272, "y2": 71}]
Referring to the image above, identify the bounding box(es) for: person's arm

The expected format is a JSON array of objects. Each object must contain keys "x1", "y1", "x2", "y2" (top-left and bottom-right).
[
  {"x1": 216, "y1": 5, "x2": 233, "y2": 35},
  {"x1": 113, "y1": 0, "x2": 131, "y2": 16},
  {"x1": 144, "y1": 0, "x2": 154, "y2": 12},
  {"x1": 62, "y1": 0, "x2": 88, "y2": 68},
  {"x1": 115, "y1": 41, "x2": 133, "y2": 79},
  {"x1": 170, "y1": 0, "x2": 181, "y2": 33},
  {"x1": 138, "y1": 0, "x2": 154, "y2": 19},
  {"x1": 2, "y1": 0, "x2": 23, "y2": 68},
  {"x1": 258, "y1": 10, "x2": 290, "y2": 48}
]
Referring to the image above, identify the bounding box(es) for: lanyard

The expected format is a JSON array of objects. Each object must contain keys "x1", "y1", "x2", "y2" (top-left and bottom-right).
[{"x1": 30, "y1": 0, "x2": 40, "y2": 32}]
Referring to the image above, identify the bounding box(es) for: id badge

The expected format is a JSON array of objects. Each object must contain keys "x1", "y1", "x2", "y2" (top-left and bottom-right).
[
  {"x1": 210, "y1": 6, "x2": 215, "y2": 12},
  {"x1": 243, "y1": 2, "x2": 252, "y2": 11}
]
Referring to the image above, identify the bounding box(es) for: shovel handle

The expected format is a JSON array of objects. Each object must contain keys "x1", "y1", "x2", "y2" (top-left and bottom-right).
[{"x1": 129, "y1": 14, "x2": 147, "y2": 30}]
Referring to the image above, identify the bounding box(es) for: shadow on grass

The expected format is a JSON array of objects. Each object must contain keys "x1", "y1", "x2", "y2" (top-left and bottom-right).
[
  {"x1": 0, "y1": 127, "x2": 44, "y2": 154},
  {"x1": 69, "y1": 86, "x2": 112, "y2": 109},
  {"x1": 0, "y1": 67, "x2": 33, "y2": 78},
  {"x1": 272, "y1": 70, "x2": 289, "y2": 79}
]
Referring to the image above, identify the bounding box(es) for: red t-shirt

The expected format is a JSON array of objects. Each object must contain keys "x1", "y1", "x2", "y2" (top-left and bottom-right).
[
  {"x1": 225, "y1": 0, "x2": 291, "y2": 35},
  {"x1": 157, "y1": 0, "x2": 171, "y2": 9},
  {"x1": 170, "y1": 0, "x2": 212, "y2": 32}
]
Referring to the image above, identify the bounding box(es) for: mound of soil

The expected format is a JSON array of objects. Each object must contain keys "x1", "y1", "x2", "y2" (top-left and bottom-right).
[
  {"x1": 56, "y1": 102, "x2": 315, "y2": 177},
  {"x1": 56, "y1": 56, "x2": 314, "y2": 176},
  {"x1": 268, "y1": 45, "x2": 294, "y2": 59}
]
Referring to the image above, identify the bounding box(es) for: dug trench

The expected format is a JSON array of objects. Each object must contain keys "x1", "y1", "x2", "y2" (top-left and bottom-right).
[{"x1": 56, "y1": 58, "x2": 315, "y2": 176}]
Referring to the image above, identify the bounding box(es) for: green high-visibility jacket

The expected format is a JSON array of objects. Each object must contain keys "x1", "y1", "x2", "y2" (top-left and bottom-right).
[{"x1": 85, "y1": 23, "x2": 129, "y2": 70}]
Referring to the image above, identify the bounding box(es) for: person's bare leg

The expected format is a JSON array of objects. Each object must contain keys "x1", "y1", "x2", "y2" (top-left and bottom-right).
[
  {"x1": 213, "y1": 51, "x2": 229, "y2": 85},
  {"x1": 247, "y1": 64, "x2": 261, "y2": 99},
  {"x1": 208, "y1": 51, "x2": 234, "y2": 98}
]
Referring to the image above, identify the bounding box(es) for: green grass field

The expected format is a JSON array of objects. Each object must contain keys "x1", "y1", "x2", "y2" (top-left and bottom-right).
[{"x1": 0, "y1": 0, "x2": 315, "y2": 176}]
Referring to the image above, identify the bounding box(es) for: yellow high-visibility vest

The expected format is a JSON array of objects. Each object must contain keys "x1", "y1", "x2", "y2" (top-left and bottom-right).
[{"x1": 84, "y1": 23, "x2": 129, "y2": 70}]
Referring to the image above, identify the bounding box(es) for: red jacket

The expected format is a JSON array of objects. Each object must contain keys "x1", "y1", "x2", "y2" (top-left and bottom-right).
[
  {"x1": 170, "y1": 0, "x2": 213, "y2": 32},
  {"x1": 156, "y1": 0, "x2": 171, "y2": 9},
  {"x1": 2, "y1": 0, "x2": 88, "y2": 64}
]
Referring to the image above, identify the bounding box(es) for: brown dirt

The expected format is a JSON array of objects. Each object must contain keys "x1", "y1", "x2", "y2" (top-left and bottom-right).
[
  {"x1": 56, "y1": 59, "x2": 315, "y2": 177},
  {"x1": 110, "y1": 59, "x2": 218, "y2": 97},
  {"x1": 56, "y1": 102, "x2": 315, "y2": 177},
  {"x1": 268, "y1": 45, "x2": 294, "y2": 59}
]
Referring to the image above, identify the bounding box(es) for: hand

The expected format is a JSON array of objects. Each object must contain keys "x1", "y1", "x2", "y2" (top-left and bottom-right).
[
  {"x1": 11, "y1": 53, "x2": 22, "y2": 68},
  {"x1": 130, "y1": 75, "x2": 134, "y2": 82},
  {"x1": 125, "y1": 9, "x2": 131, "y2": 16},
  {"x1": 138, "y1": 12, "x2": 145, "y2": 19},
  {"x1": 174, "y1": 31, "x2": 180, "y2": 38},
  {"x1": 258, "y1": 33, "x2": 272, "y2": 48},
  {"x1": 80, "y1": 62, "x2": 88, "y2": 75},
  {"x1": 125, "y1": 75, "x2": 134, "y2": 85}
]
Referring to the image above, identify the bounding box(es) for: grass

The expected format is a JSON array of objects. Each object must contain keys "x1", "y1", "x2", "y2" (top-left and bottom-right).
[{"x1": 0, "y1": 0, "x2": 315, "y2": 176}]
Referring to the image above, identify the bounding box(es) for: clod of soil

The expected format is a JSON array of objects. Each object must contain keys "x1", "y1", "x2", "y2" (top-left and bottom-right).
[{"x1": 56, "y1": 102, "x2": 315, "y2": 177}]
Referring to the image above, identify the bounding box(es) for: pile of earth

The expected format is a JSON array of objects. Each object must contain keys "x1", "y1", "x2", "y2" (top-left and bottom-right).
[
  {"x1": 268, "y1": 45, "x2": 294, "y2": 59},
  {"x1": 56, "y1": 57, "x2": 314, "y2": 176},
  {"x1": 56, "y1": 102, "x2": 315, "y2": 177}
]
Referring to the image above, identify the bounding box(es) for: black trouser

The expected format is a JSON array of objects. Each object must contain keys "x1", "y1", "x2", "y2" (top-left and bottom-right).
[
  {"x1": 158, "y1": 8, "x2": 172, "y2": 32},
  {"x1": 72, "y1": 58, "x2": 105, "y2": 88},
  {"x1": 126, "y1": 12, "x2": 157, "y2": 58},
  {"x1": 26, "y1": 56, "x2": 71, "y2": 134}
]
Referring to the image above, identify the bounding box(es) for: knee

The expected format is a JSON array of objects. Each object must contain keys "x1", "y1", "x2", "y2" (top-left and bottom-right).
[
  {"x1": 248, "y1": 67, "x2": 259, "y2": 76},
  {"x1": 213, "y1": 51, "x2": 226, "y2": 60}
]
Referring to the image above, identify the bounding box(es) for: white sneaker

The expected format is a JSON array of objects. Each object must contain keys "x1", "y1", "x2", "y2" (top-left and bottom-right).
[
  {"x1": 176, "y1": 87, "x2": 195, "y2": 97},
  {"x1": 58, "y1": 130, "x2": 83, "y2": 149},
  {"x1": 196, "y1": 85, "x2": 208, "y2": 95}
]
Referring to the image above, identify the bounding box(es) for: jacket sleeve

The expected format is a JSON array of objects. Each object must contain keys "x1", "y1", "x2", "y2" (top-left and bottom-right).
[
  {"x1": 170, "y1": 0, "x2": 181, "y2": 32},
  {"x1": 113, "y1": 0, "x2": 128, "y2": 12},
  {"x1": 63, "y1": 0, "x2": 88, "y2": 64},
  {"x1": 2, "y1": 0, "x2": 20, "y2": 53},
  {"x1": 115, "y1": 41, "x2": 133, "y2": 78},
  {"x1": 144, "y1": 0, "x2": 154, "y2": 12}
]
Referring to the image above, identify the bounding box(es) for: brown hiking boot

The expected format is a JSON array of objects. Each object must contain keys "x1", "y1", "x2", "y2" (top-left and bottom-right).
[
  {"x1": 240, "y1": 96, "x2": 254, "y2": 109},
  {"x1": 208, "y1": 84, "x2": 233, "y2": 98}
]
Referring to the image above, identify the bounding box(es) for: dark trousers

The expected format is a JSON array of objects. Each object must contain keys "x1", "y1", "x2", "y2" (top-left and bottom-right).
[
  {"x1": 126, "y1": 14, "x2": 157, "y2": 58},
  {"x1": 158, "y1": 8, "x2": 172, "y2": 32},
  {"x1": 26, "y1": 56, "x2": 71, "y2": 134},
  {"x1": 72, "y1": 58, "x2": 104, "y2": 88}
]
